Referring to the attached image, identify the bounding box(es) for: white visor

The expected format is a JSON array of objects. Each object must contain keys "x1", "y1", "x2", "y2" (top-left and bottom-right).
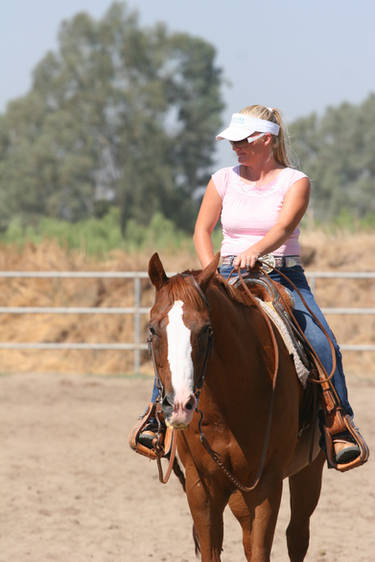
[{"x1": 216, "y1": 113, "x2": 280, "y2": 141}]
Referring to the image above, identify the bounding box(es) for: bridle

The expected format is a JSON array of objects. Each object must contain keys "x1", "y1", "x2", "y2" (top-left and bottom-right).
[
  {"x1": 148, "y1": 271, "x2": 280, "y2": 492},
  {"x1": 146, "y1": 273, "x2": 213, "y2": 485},
  {"x1": 147, "y1": 273, "x2": 214, "y2": 406},
  {"x1": 148, "y1": 263, "x2": 343, "y2": 490}
]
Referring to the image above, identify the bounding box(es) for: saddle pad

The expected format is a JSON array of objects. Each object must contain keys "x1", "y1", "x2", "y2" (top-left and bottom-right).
[{"x1": 255, "y1": 298, "x2": 310, "y2": 387}]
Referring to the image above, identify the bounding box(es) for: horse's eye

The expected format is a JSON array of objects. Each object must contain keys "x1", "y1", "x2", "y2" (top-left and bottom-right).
[{"x1": 200, "y1": 325, "x2": 213, "y2": 338}]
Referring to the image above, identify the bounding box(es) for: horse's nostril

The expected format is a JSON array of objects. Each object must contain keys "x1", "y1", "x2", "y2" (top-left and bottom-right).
[{"x1": 185, "y1": 396, "x2": 195, "y2": 411}]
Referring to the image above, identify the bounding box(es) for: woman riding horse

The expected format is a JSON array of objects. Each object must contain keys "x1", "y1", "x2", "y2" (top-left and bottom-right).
[{"x1": 133, "y1": 104, "x2": 367, "y2": 468}]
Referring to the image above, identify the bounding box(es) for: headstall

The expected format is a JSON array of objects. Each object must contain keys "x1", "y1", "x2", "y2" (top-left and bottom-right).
[{"x1": 147, "y1": 273, "x2": 213, "y2": 405}]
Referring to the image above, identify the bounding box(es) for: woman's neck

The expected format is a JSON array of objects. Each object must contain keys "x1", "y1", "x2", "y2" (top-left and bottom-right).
[{"x1": 240, "y1": 158, "x2": 285, "y2": 183}]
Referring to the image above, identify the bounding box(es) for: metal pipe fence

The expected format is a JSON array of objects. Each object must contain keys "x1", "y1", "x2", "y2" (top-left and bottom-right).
[{"x1": 0, "y1": 271, "x2": 374, "y2": 372}]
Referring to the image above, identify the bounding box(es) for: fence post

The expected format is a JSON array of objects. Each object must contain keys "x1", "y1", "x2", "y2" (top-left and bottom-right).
[
  {"x1": 134, "y1": 276, "x2": 142, "y2": 373},
  {"x1": 309, "y1": 275, "x2": 316, "y2": 294}
]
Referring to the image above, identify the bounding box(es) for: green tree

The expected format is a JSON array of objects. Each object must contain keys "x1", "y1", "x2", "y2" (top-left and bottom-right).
[
  {"x1": 290, "y1": 93, "x2": 375, "y2": 220},
  {"x1": 0, "y1": 2, "x2": 224, "y2": 231}
]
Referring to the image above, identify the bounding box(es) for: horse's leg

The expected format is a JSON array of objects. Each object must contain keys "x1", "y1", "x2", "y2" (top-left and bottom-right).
[
  {"x1": 185, "y1": 470, "x2": 229, "y2": 562},
  {"x1": 286, "y1": 451, "x2": 325, "y2": 562},
  {"x1": 232, "y1": 476, "x2": 282, "y2": 562},
  {"x1": 250, "y1": 477, "x2": 283, "y2": 562},
  {"x1": 228, "y1": 491, "x2": 254, "y2": 560}
]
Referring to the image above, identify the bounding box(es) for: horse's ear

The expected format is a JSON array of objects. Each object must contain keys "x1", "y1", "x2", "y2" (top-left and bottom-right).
[
  {"x1": 148, "y1": 252, "x2": 169, "y2": 290},
  {"x1": 197, "y1": 253, "x2": 220, "y2": 292}
]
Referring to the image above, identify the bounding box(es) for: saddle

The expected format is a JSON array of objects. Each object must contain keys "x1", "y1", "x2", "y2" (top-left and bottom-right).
[
  {"x1": 230, "y1": 272, "x2": 310, "y2": 371},
  {"x1": 231, "y1": 270, "x2": 369, "y2": 472}
]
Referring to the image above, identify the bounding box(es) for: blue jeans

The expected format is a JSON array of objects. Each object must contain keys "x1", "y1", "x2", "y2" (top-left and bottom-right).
[
  {"x1": 151, "y1": 377, "x2": 160, "y2": 403},
  {"x1": 218, "y1": 262, "x2": 353, "y2": 416}
]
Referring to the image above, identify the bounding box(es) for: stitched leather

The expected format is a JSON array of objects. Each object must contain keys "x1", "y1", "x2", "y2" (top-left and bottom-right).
[
  {"x1": 323, "y1": 413, "x2": 369, "y2": 472},
  {"x1": 232, "y1": 273, "x2": 311, "y2": 370},
  {"x1": 231, "y1": 268, "x2": 369, "y2": 472},
  {"x1": 128, "y1": 403, "x2": 159, "y2": 460},
  {"x1": 128, "y1": 402, "x2": 175, "y2": 462}
]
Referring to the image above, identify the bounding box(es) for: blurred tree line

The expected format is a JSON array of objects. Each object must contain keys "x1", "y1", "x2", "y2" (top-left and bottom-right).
[
  {"x1": 0, "y1": 2, "x2": 223, "y2": 233},
  {"x1": 0, "y1": 1, "x2": 374, "y2": 236},
  {"x1": 290, "y1": 94, "x2": 375, "y2": 221}
]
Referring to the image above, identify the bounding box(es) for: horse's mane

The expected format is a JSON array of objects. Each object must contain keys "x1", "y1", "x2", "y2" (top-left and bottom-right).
[
  {"x1": 167, "y1": 270, "x2": 256, "y2": 310},
  {"x1": 213, "y1": 274, "x2": 262, "y2": 309}
]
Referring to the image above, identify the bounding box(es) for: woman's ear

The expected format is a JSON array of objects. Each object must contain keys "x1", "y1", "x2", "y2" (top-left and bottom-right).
[{"x1": 263, "y1": 133, "x2": 273, "y2": 147}]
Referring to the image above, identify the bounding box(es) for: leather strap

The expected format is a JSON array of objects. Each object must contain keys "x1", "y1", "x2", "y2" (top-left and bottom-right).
[
  {"x1": 323, "y1": 413, "x2": 370, "y2": 471},
  {"x1": 221, "y1": 254, "x2": 301, "y2": 268},
  {"x1": 257, "y1": 264, "x2": 369, "y2": 471},
  {"x1": 128, "y1": 402, "x2": 176, "y2": 466},
  {"x1": 128, "y1": 402, "x2": 159, "y2": 460},
  {"x1": 156, "y1": 430, "x2": 177, "y2": 484},
  {"x1": 197, "y1": 269, "x2": 280, "y2": 492}
]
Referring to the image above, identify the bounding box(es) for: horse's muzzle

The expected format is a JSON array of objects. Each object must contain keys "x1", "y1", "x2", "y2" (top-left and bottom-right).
[{"x1": 162, "y1": 392, "x2": 196, "y2": 429}]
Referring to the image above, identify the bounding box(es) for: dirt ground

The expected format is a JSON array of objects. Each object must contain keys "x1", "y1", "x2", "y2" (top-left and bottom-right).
[{"x1": 0, "y1": 372, "x2": 374, "y2": 562}]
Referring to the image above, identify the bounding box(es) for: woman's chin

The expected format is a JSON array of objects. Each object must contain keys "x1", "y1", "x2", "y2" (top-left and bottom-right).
[{"x1": 237, "y1": 156, "x2": 248, "y2": 165}]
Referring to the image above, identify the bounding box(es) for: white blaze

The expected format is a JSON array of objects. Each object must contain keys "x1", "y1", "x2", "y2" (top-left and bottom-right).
[{"x1": 166, "y1": 300, "x2": 194, "y2": 403}]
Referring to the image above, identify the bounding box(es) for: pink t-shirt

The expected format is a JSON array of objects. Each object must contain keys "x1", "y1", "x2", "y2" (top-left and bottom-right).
[{"x1": 212, "y1": 166, "x2": 308, "y2": 257}]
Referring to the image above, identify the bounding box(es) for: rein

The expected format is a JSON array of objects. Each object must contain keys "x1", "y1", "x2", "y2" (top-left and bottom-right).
[
  {"x1": 148, "y1": 264, "x2": 337, "y2": 491},
  {"x1": 194, "y1": 261, "x2": 338, "y2": 491},
  {"x1": 259, "y1": 264, "x2": 345, "y2": 423},
  {"x1": 263, "y1": 265, "x2": 337, "y2": 384},
  {"x1": 196, "y1": 268, "x2": 281, "y2": 492}
]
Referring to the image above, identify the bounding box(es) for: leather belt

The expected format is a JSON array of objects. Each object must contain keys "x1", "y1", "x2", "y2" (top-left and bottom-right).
[{"x1": 221, "y1": 255, "x2": 301, "y2": 268}]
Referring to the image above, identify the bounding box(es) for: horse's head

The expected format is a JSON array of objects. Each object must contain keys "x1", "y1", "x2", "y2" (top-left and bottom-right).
[{"x1": 147, "y1": 253, "x2": 219, "y2": 429}]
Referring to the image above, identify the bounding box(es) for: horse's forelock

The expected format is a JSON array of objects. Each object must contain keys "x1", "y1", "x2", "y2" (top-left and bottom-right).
[{"x1": 167, "y1": 273, "x2": 206, "y2": 309}]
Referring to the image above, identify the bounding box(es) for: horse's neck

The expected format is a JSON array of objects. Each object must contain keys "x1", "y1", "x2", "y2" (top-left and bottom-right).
[
  {"x1": 205, "y1": 284, "x2": 287, "y2": 407},
  {"x1": 207, "y1": 286, "x2": 270, "y2": 384},
  {"x1": 208, "y1": 284, "x2": 259, "y2": 353}
]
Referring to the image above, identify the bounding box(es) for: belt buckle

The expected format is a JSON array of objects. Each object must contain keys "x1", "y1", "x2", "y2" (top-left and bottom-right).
[
  {"x1": 258, "y1": 254, "x2": 276, "y2": 273},
  {"x1": 287, "y1": 257, "x2": 298, "y2": 268}
]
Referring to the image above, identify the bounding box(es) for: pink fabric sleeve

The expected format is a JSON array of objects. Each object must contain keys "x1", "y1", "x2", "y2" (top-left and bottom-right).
[
  {"x1": 284, "y1": 169, "x2": 308, "y2": 191},
  {"x1": 211, "y1": 168, "x2": 229, "y2": 199}
]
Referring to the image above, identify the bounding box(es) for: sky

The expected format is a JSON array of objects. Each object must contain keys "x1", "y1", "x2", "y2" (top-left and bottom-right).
[{"x1": 1, "y1": 0, "x2": 374, "y2": 166}]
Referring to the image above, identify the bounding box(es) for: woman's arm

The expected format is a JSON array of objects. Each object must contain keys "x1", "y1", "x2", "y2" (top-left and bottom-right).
[
  {"x1": 233, "y1": 177, "x2": 311, "y2": 269},
  {"x1": 193, "y1": 179, "x2": 223, "y2": 268}
]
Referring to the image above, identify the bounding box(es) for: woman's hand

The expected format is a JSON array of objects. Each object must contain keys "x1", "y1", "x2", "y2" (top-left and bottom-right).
[{"x1": 233, "y1": 249, "x2": 261, "y2": 270}]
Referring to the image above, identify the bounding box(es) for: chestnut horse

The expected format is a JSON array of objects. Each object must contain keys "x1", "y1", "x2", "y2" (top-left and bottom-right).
[{"x1": 148, "y1": 253, "x2": 325, "y2": 562}]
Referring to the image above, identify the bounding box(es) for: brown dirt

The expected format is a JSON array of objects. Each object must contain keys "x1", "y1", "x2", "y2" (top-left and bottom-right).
[{"x1": 0, "y1": 372, "x2": 374, "y2": 561}]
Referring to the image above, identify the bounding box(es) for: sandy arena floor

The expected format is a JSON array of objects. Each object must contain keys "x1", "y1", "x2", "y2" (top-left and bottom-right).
[{"x1": 0, "y1": 372, "x2": 374, "y2": 561}]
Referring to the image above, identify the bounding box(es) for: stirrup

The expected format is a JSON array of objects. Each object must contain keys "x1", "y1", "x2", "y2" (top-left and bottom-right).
[
  {"x1": 128, "y1": 402, "x2": 174, "y2": 460},
  {"x1": 324, "y1": 414, "x2": 369, "y2": 472}
]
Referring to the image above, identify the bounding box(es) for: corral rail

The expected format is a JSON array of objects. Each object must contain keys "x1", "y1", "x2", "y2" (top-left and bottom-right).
[{"x1": 0, "y1": 270, "x2": 374, "y2": 371}]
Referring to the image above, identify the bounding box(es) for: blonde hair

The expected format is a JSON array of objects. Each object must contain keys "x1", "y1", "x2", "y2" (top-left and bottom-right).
[{"x1": 239, "y1": 105, "x2": 291, "y2": 167}]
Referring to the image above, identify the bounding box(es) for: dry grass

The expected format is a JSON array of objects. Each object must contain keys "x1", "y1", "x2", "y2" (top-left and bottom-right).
[
  {"x1": 0, "y1": 232, "x2": 374, "y2": 376},
  {"x1": 300, "y1": 230, "x2": 375, "y2": 376}
]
